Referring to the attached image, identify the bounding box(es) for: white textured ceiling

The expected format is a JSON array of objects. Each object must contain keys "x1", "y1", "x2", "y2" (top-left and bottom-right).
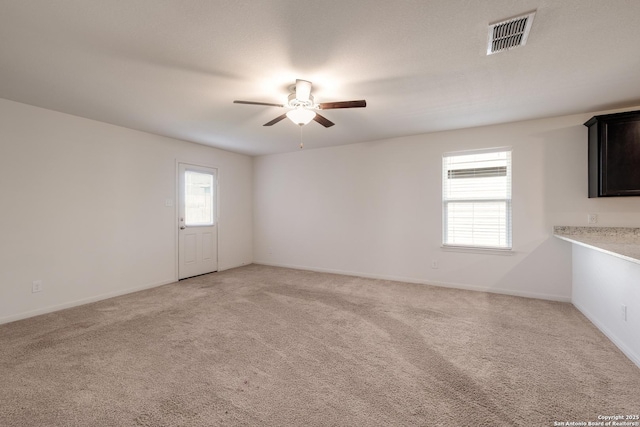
[{"x1": 1, "y1": 0, "x2": 640, "y2": 156}]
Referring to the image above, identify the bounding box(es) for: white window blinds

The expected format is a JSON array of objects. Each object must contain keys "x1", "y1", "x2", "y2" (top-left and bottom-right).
[{"x1": 442, "y1": 149, "x2": 512, "y2": 249}]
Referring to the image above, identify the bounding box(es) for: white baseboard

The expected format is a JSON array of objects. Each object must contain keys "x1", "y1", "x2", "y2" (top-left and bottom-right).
[
  {"x1": 253, "y1": 261, "x2": 571, "y2": 302},
  {"x1": 218, "y1": 261, "x2": 252, "y2": 272},
  {"x1": 0, "y1": 278, "x2": 176, "y2": 326},
  {"x1": 572, "y1": 301, "x2": 640, "y2": 369},
  {"x1": 0, "y1": 262, "x2": 253, "y2": 325}
]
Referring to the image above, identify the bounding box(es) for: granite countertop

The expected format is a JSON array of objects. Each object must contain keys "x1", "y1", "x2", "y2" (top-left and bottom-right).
[{"x1": 553, "y1": 226, "x2": 640, "y2": 265}]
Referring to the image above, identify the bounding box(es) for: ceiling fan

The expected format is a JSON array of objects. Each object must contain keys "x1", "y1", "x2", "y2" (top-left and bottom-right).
[{"x1": 234, "y1": 79, "x2": 366, "y2": 128}]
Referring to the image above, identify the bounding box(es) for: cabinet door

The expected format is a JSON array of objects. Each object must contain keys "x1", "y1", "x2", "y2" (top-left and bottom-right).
[{"x1": 601, "y1": 117, "x2": 640, "y2": 196}]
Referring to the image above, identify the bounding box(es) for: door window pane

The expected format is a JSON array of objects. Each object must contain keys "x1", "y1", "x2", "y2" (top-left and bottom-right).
[{"x1": 185, "y1": 171, "x2": 214, "y2": 226}]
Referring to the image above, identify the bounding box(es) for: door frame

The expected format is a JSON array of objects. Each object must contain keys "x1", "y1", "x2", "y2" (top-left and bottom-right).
[{"x1": 174, "y1": 159, "x2": 220, "y2": 281}]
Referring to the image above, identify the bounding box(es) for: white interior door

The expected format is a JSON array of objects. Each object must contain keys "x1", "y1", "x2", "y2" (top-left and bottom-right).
[{"x1": 178, "y1": 163, "x2": 218, "y2": 279}]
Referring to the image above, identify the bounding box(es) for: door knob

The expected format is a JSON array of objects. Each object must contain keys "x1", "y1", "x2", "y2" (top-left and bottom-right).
[{"x1": 180, "y1": 226, "x2": 186, "y2": 230}]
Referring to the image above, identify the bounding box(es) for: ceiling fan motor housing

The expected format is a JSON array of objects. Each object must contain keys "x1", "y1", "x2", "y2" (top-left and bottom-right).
[{"x1": 287, "y1": 92, "x2": 315, "y2": 109}]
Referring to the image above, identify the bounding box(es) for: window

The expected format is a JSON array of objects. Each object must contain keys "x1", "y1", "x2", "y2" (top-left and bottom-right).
[
  {"x1": 184, "y1": 170, "x2": 215, "y2": 226},
  {"x1": 442, "y1": 148, "x2": 512, "y2": 249}
]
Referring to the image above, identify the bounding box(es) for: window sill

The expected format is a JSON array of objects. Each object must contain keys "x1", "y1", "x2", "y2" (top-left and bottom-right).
[{"x1": 440, "y1": 245, "x2": 515, "y2": 255}]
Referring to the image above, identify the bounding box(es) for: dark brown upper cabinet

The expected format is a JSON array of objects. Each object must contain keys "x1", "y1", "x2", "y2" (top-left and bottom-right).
[{"x1": 585, "y1": 110, "x2": 640, "y2": 197}]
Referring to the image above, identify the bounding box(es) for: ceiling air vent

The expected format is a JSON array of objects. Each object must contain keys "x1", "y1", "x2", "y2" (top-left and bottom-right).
[{"x1": 487, "y1": 11, "x2": 536, "y2": 55}]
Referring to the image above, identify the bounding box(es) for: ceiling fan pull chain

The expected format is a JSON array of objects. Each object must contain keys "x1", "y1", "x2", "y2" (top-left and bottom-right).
[{"x1": 299, "y1": 124, "x2": 304, "y2": 149}]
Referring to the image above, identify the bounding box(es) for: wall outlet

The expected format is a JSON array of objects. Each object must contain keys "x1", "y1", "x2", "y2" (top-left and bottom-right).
[
  {"x1": 32, "y1": 280, "x2": 43, "y2": 293},
  {"x1": 621, "y1": 304, "x2": 627, "y2": 322},
  {"x1": 431, "y1": 260, "x2": 439, "y2": 269},
  {"x1": 587, "y1": 213, "x2": 598, "y2": 224}
]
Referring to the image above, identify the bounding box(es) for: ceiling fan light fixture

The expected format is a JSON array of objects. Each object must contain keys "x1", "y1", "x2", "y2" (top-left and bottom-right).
[{"x1": 286, "y1": 108, "x2": 316, "y2": 126}]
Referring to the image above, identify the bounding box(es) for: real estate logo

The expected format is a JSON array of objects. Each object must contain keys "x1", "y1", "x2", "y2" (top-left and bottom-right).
[{"x1": 552, "y1": 414, "x2": 640, "y2": 427}]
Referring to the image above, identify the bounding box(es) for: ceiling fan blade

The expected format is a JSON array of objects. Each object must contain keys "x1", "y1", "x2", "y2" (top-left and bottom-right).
[
  {"x1": 234, "y1": 100, "x2": 285, "y2": 108},
  {"x1": 263, "y1": 113, "x2": 288, "y2": 126},
  {"x1": 313, "y1": 113, "x2": 335, "y2": 128},
  {"x1": 318, "y1": 100, "x2": 367, "y2": 110}
]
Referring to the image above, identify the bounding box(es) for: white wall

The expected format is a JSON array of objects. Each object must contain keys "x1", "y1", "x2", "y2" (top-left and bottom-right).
[
  {"x1": 253, "y1": 108, "x2": 640, "y2": 301},
  {"x1": 572, "y1": 245, "x2": 640, "y2": 367},
  {"x1": 0, "y1": 98, "x2": 253, "y2": 324}
]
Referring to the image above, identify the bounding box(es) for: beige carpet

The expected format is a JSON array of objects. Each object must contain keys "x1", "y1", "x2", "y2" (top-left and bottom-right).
[{"x1": 1, "y1": 264, "x2": 638, "y2": 426}]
